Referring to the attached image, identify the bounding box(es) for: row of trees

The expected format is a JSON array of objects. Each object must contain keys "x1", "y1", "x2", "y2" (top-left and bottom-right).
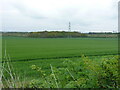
[
  {"x1": 27, "y1": 31, "x2": 87, "y2": 38},
  {"x1": 2, "y1": 31, "x2": 118, "y2": 38}
]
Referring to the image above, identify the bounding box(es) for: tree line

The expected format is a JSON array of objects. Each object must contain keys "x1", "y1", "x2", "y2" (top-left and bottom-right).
[
  {"x1": 2, "y1": 31, "x2": 118, "y2": 38},
  {"x1": 27, "y1": 31, "x2": 87, "y2": 38}
]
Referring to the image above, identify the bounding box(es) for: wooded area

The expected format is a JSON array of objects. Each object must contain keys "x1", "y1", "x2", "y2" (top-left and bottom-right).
[{"x1": 2, "y1": 31, "x2": 118, "y2": 38}]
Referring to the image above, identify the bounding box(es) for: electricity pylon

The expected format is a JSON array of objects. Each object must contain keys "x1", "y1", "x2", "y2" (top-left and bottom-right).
[{"x1": 68, "y1": 22, "x2": 71, "y2": 38}]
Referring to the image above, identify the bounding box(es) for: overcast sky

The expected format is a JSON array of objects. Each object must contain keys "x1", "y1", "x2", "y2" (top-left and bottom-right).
[{"x1": 0, "y1": 0, "x2": 119, "y2": 32}]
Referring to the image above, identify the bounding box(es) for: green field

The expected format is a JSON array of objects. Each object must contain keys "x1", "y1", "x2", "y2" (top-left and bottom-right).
[
  {"x1": 2, "y1": 36, "x2": 119, "y2": 88},
  {"x1": 2, "y1": 36, "x2": 118, "y2": 61}
]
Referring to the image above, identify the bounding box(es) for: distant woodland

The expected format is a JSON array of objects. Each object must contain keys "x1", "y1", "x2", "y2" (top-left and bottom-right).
[{"x1": 2, "y1": 31, "x2": 118, "y2": 38}]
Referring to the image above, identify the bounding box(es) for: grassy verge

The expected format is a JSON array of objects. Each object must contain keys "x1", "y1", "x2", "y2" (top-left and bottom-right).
[{"x1": 2, "y1": 55, "x2": 119, "y2": 88}]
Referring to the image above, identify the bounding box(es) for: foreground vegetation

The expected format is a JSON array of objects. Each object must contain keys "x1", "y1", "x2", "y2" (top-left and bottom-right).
[
  {"x1": 29, "y1": 55, "x2": 119, "y2": 88},
  {"x1": 2, "y1": 55, "x2": 119, "y2": 88}
]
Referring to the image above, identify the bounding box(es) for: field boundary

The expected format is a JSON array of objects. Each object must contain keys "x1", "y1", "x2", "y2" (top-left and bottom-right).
[{"x1": 1, "y1": 53, "x2": 119, "y2": 63}]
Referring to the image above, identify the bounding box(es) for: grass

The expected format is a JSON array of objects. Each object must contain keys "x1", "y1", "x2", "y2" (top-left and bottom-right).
[
  {"x1": 0, "y1": 36, "x2": 2, "y2": 88},
  {"x1": 2, "y1": 36, "x2": 118, "y2": 61},
  {"x1": 1, "y1": 36, "x2": 119, "y2": 88},
  {"x1": 2, "y1": 55, "x2": 119, "y2": 88}
]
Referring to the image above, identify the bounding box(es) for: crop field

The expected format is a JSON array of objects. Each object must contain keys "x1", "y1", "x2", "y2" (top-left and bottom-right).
[
  {"x1": 2, "y1": 36, "x2": 119, "y2": 88},
  {"x1": 2, "y1": 36, "x2": 118, "y2": 61}
]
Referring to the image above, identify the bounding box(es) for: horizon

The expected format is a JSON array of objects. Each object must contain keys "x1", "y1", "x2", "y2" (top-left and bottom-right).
[{"x1": 1, "y1": 30, "x2": 118, "y2": 33}]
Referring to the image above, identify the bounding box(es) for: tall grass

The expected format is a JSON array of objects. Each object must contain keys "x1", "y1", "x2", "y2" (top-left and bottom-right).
[{"x1": 1, "y1": 42, "x2": 26, "y2": 88}]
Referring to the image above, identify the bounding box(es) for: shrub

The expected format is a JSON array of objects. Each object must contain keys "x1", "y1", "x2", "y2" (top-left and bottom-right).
[{"x1": 29, "y1": 55, "x2": 119, "y2": 88}]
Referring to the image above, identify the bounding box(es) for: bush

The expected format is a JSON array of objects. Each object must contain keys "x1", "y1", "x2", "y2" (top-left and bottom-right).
[{"x1": 29, "y1": 55, "x2": 119, "y2": 88}]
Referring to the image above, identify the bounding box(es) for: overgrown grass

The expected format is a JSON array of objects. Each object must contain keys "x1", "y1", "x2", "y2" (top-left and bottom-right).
[
  {"x1": 1, "y1": 47, "x2": 26, "y2": 88},
  {"x1": 2, "y1": 55, "x2": 119, "y2": 88},
  {"x1": 28, "y1": 55, "x2": 119, "y2": 88}
]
